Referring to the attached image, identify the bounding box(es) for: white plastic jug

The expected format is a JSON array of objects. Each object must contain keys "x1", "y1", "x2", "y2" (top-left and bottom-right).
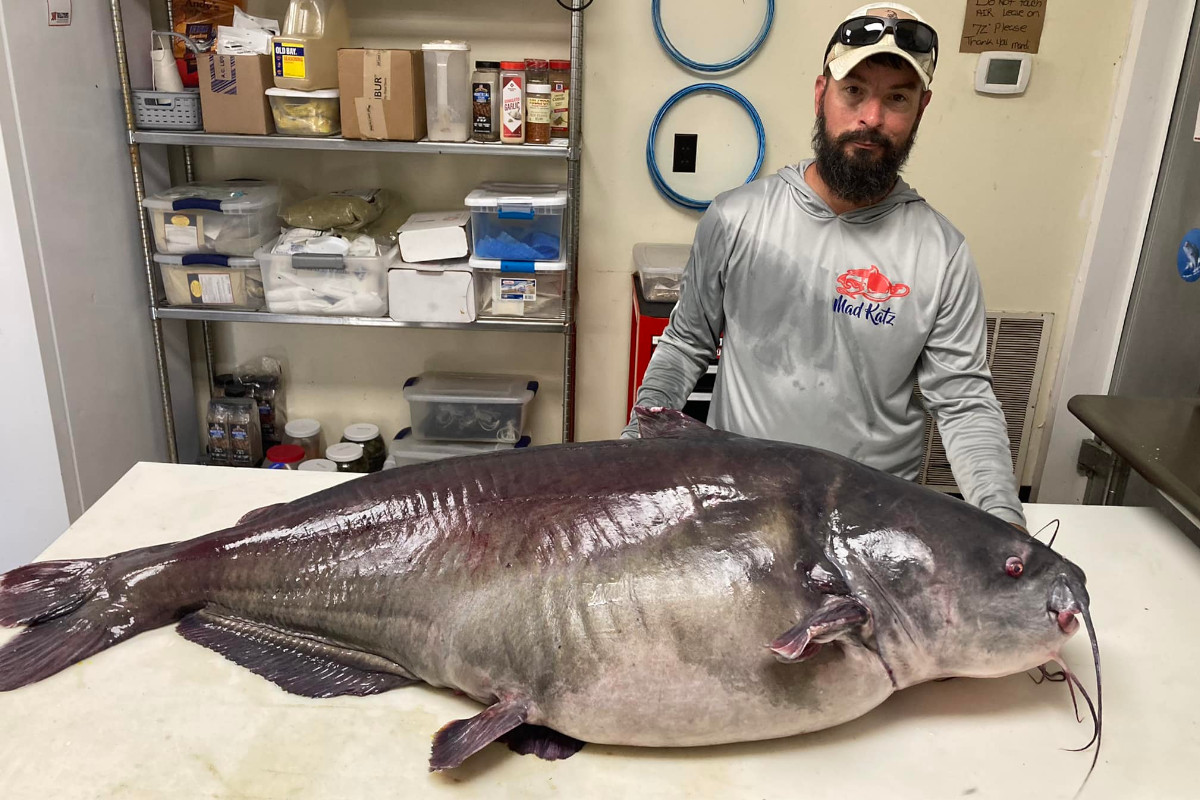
[
  {"x1": 272, "y1": 0, "x2": 350, "y2": 91},
  {"x1": 422, "y1": 41, "x2": 472, "y2": 143}
]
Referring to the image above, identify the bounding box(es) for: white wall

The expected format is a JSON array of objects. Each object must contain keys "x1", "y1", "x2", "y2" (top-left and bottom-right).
[
  {"x1": 0, "y1": 0, "x2": 190, "y2": 568},
  {"x1": 0, "y1": 114, "x2": 69, "y2": 571}
]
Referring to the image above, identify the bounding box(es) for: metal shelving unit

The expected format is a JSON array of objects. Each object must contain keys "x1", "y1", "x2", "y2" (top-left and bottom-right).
[{"x1": 108, "y1": 1, "x2": 584, "y2": 462}]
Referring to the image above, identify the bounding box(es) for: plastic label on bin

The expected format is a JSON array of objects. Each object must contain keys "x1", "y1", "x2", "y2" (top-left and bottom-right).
[
  {"x1": 188, "y1": 272, "x2": 235, "y2": 305},
  {"x1": 290, "y1": 253, "x2": 347, "y2": 271},
  {"x1": 498, "y1": 206, "x2": 536, "y2": 220},
  {"x1": 499, "y1": 277, "x2": 536, "y2": 302},
  {"x1": 164, "y1": 214, "x2": 202, "y2": 250}
]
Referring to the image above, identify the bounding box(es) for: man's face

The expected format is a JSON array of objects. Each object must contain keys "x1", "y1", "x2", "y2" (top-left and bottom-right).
[{"x1": 812, "y1": 58, "x2": 932, "y2": 205}]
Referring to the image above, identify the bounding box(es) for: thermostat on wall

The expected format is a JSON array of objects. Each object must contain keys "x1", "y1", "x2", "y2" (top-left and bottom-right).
[{"x1": 975, "y1": 52, "x2": 1033, "y2": 95}]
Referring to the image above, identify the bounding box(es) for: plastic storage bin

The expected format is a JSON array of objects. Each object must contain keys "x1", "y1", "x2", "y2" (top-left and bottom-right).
[
  {"x1": 143, "y1": 181, "x2": 284, "y2": 257},
  {"x1": 382, "y1": 426, "x2": 531, "y2": 469},
  {"x1": 256, "y1": 238, "x2": 396, "y2": 317},
  {"x1": 266, "y1": 88, "x2": 341, "y2": 136},
  {"x1": 154, "y1": 253, "x2": 265, "y2": 310},
  {"x1": 470, "y1": 255, "x2": 566, "y2": 319},
  {"x1": 464, "y1": 183, "x2": 568, "y2": 262},
  {"x1": 633, "y1": 242, "x2": 690, "y2": 303},
  {"x1": 403, "y1": 372, "x2": 538, "y2": 443}
]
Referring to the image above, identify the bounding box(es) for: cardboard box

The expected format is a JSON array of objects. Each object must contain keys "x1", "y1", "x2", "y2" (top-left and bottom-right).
[
  {"x1": 397, "y1": 211, "x2": 471, "y2": 262},
  {"x1": 388, "y1": 261, "x2": 476, "y2": 324},
  {"x1": 198, "y1": 53, "x2": 275, "y2": 136},
  {"x1": 338, "y1": 49, "x2": 427, "y2": 142}
]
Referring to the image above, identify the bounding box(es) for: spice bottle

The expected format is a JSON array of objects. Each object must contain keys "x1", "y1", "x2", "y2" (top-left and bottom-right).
[
  {"x1": 263, "y1": 444, "x2": 306, "y2": 470},
  {"x1": 524, "y1": 58, "x2": 549, "y2": 86},
  {"x1": 499, "y1": 61, "x2": 525, "y2": 144},
  {"x1": 471, "y1": 61, "x2": 501, "y2": 142},
  {"x1": 341, "y1": 423, "x2": 387, "y2": 472},
  {"x1": 206, "y1": 399, "x2": 231, "y2": 466},
  {"x1": 549, "y1": 59, "x2": 570, "y2": 140},
  {"x1": 525, "y1": 80, "x2": 552, "y2": 145},
  {"x1": 224, "y1": 380, "x2": 263, "y2": 468},
  {"x1": 326, "y1": 442, "x2": 369, "y2": 473}
]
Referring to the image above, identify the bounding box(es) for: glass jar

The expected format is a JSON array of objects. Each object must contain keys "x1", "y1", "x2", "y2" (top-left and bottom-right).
[
  {"x1": 326, "y1": 442, "x2": 369, "y2": 473},
  {"x1": 283, "y1": 417, "x2": 324, "y2": 461},
  {"x1": 471, "y1": 61, "x2": 501, "y2": 142},
  {"x1": 525, "y1": 80, "x2": 551, "y2": 145},
  {"x1": 523, "y1": 58, "x2": 549, "y2": 86},
  {"x1": 499, "y1": 61, "x2": 525, "y2": 144},
  {"x1": 298, "y1": 458, "x2": 338, "y2": 472},
  {"x1": 342, "y1": 423, "x2": 387, "y2": 472},
  {"x1": 549, "y1": 59, "x2": 570, "y2": 141},
  {"x1": 263, "y1": 444, "x2": 306, "y2": 470}
]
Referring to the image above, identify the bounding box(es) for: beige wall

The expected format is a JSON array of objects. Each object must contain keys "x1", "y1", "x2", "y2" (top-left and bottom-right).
[{"x1": 188, "y1": 0, "x2": 1135, "y2": 485}]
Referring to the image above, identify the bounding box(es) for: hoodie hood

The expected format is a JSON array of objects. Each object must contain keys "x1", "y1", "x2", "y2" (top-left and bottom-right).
[{"x1": 778, "y1": 159, "x2": 924, "y2": 224}]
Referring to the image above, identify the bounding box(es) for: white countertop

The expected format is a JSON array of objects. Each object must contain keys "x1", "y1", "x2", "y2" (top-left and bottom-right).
[{"x1": 2, "y1": 462, "x2": 1198, "y2": 799}]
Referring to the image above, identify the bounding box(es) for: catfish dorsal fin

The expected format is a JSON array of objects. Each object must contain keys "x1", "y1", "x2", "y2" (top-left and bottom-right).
[{"x1": 633, "y1": 406, "x2": 720, "y2": 439}]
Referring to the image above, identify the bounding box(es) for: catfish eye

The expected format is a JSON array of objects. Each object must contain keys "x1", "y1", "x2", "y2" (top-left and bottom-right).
[{"x1": 1005, "y1": 556, "x2": 1024, "y2": 578}]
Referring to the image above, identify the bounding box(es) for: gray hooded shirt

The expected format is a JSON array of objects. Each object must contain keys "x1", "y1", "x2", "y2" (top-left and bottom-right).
[{"x1": 625, "y1": 160, "x2": 1025, "y2": 527}]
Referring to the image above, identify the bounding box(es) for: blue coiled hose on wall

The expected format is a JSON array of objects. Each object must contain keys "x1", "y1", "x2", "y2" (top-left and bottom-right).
[
  {"x1": 651, "y1": 0, "x2": 775, "y2": 73},
  {"x1": 646, "y1": 83, "x2": 766, "y2": 211}
]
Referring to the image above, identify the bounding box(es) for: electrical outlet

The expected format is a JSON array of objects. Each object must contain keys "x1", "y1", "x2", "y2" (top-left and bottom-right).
[{"x1": 673, "y1": 133, "x2": 698, "y2": 173}]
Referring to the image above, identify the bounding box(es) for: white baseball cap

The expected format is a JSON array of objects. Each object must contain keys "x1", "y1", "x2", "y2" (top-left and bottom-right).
[{"x1": 824, "y1": 3, "x2": 938, "y2": 90}]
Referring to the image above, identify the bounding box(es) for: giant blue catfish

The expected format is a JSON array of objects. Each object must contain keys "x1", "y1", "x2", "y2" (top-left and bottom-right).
[{"x1": 0, "y1": 409, "x2": 1100, "y2": 779}]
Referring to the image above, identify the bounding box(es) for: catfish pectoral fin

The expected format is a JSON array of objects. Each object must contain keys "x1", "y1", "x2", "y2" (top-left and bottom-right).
[
  {"x1": 430, "y1": 696, "x2": 532, "y2": 771},
  {"x1": 176, "y1": 608, "x2": 417, "y2": 698},
  {"x1": 768, "y1": 596, "x2": 871, "y2": 663}
]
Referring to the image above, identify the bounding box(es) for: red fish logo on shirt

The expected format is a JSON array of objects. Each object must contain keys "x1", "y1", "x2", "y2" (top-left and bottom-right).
[{"x1": 836, "y1": 265, "x2": 910, "y2": 302}]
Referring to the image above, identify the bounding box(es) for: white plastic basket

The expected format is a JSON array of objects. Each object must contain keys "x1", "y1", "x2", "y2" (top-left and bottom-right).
[{"x1": 133, "y1": 90, "x2": 203, "y2": 130}]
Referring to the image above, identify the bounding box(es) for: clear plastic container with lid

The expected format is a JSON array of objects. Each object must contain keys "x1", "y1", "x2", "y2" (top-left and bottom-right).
[
  {"x1": 464, "y1": 182, "x2": 568, "y2": 262},
  {"x1": 298, "y1": 458, "x2": 337, "y2": 472},
  {"x1": 469, "y1": 254, "x2": 567, "y2": 319},
  {"x1": 341, "y1": 423, "x2": 386, "y2": 472},
  {"x1": 272, "y1": 0, "x2": 351, "y2": 91},
  {"x1": 633, "y1": 242, "x2": 691, "y2": 303},
  {"x1": 263, "y1": 444, "x2": 306, "y2": 470},
  {"x1": 143, "y1": 181, "x2": 284, "y2": 257},
  {"x1": 326, "y1": 442, "x2": 369, "y2": 473},
  {"x1": 154, "y1": 253, "x2": 265, "y2": 310},
  {"x1": 283, "y1": 418, "x2": 324, "y2": 461},
  {"x1": 266, "y1": 88, "x2": 341, "y2": 136},
  {"x1": 403, "y1": 372, "x2": 538, "y2": 443},
  {"x1": 422, "y1": 41, "x2": 472, "y2": 143},
  {"x1": 382, "y1": 427, "x2": 532, "y2": 470}
]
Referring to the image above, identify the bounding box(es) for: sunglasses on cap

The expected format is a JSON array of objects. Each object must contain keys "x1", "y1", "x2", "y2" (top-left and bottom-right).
[{"x1": 825, "y1": 15, "x2": 939, "y2": 66}]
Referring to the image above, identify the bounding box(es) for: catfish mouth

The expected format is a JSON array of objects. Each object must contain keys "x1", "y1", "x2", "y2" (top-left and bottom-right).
[{"x1": 1055, "y1": 609, "x2": 1080, "y2": 635}]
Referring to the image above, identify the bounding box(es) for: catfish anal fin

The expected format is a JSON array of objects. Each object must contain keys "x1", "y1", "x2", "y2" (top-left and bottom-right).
[
  {"x1": 177, "y1": 609, "x2": 416, "y2": 698},
  {"x1": 769, "y1": 596, "x2": 870, "y2": 664},
  {"x1": 430, "y1": 696, "x2": 531, "y2": 771},
  {"x1": 500, "y1": 724, "x2": 586, "y2": 761}
]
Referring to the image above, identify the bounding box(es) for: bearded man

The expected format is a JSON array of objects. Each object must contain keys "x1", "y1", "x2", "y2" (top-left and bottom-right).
[{"x1": 623, "y1": 3, "x2": 1026, "y2": 530}]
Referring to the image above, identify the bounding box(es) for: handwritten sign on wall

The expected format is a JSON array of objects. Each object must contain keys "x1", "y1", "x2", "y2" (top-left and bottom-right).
[{"x1": 959, "y1": 0, "x2": 1048, "y2": 54}]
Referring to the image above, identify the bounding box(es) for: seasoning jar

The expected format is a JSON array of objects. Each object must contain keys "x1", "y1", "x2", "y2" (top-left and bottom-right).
[
  {"x1": 471, "y1": 61, "x2": 501, "y2": 142},
  {"x1": 524, "y1": 58, "x2": 549, "y2": 86},
  {"x1": 525, "y1": 79, "x2": 552, "y2": 145},
  {"x1": 263, "y1": 444, "x2": 306, "y2": 470},
  {"x1": 206, "y1": 398, "x2": 231, "y2": 466},
  {"x1": 298, "y1": 458, "x2": 338, "y2": 472},
  {"x1": 247, "y1": 374, "x2": 282, "y2": 448},
  {"x1": 342, "y1": 423, "x2": 387, "y2": 472},
  {"x1": 224, "y1": 381, "x2": 263, "y2": 468},
  {"x1": 549, "y1": 59, "x2": 570, "y2": 141},
  {"x1": 326, "y1": 442, "x2": 369, "y2": 473},
  {"x1": 283, "y1": 418, "x2": 324, "y2": 461},
  {"x1": 499, "y1": 61, "x2": 525, "y2": 145}
]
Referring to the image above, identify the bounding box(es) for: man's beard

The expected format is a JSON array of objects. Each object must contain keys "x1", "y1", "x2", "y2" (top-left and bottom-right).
[{"x1": 812, "y1": 107, "x2": 918, "y2": 205}]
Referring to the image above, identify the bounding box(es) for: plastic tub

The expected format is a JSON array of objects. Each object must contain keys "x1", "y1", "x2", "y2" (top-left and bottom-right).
[
  {"x1": 464, "y1": 183, "x2": 568, "y2": 262},
  {"x1": 633, "y1": 242, "x2": 690, "y2": 303},
  {"x1": 382, "y1": 426, "x2": 531, "y2": 469},
  {"x1": 154, "y1": 253, "x2": 265, "y2": 310},
  {"x1": 143, "y1": 181, "x2": 284, "y2": 257},
  {"x1": 266, "y1": 87, "x2": 341, "y2": 136},
  {"x1": 256, "y1": 238, "x2": 395, "y2": 317},
  {"x1": 470, "y1": 255, "x2": 566, "y2": 319},
  {"x1": 403, "y1": 372, "x2": 538, "y2": 443},
  {"x1": 422, "y1": 41, "x2": 471, "y2": 143}
]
